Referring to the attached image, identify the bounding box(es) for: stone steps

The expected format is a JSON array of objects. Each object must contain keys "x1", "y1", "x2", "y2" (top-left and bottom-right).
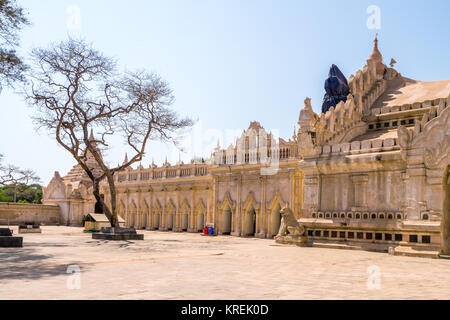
[
  {"x1": 311, "y1": 240, "x2": 388, "y2": 253},
  {"x1": 393, "y1": 246, "x2": 440, "y2": 259},
  {"x1": 311, "y1": 240, "x2": 442, "y2": 259}
]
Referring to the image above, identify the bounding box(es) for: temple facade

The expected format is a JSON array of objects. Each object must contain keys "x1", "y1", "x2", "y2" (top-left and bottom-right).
[{"x1": 43, "y1": 38, "x2": 450, "y2": 256}]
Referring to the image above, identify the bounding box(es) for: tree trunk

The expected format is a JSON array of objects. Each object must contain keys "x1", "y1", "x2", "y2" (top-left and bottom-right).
[
  {"x1": 92, "y1": 179, "x2": 118, "y2": 228},
  {"x1": 106, "y1": 173, "x2": 118, "y2": 227}
]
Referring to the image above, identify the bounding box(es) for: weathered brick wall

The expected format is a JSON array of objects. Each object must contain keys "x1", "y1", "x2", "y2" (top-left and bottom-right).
[{"x1": 0, "y1": 202, "x2": 61, "y2": 225}]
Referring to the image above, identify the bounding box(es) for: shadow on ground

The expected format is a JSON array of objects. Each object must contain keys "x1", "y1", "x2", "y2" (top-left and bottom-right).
[{"x1": 0, "y1": 248, "x2": 67, "y2": 280}]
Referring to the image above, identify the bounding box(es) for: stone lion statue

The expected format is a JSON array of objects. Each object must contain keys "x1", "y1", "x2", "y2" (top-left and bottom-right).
[{"x1": 275, "y1": 206, "x2": 306, "y2": 239}]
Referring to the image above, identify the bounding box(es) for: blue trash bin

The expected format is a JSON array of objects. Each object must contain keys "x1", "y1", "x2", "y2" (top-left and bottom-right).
[{"x1": 208, "y1": 227, "x2": 214, "y2": 235}]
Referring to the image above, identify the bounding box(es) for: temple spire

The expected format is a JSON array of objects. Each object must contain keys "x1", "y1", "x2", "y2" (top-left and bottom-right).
[
  {"x1": 369, "y1": 34, "x2": 382, "y2": 63},
  {"x1": 123, "y1": 152, "x2": 128, "y2": 164},
  {"x1": 367, "y1": 34, "x2": 386, "y2": 80},
  {"x1": 89, "y1": 128, "x2": 94, "y2": 141}
]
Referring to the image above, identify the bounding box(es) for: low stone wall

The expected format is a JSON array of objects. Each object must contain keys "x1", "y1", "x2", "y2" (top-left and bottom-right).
[{"x1": 0, "y1": 202, "x2": 61, "y2": 225}]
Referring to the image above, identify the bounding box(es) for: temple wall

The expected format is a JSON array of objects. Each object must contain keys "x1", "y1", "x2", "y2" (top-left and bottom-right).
[
  {"x1": 212, "y1": 163, "x2": 301, "y2": 238},
  {"x1": 0, "y1": 202, "x2": 61, "y2": 225},
  {"x1": 111, "y1": 177, "x2": 212, "y2": 232},
  {"x1": 318, "y1": 170, "x2": 406, "y2": 213},
  {"x1": 300, "y1": 152, "x2": 409, "y2": 216},
  {"x1": 42, "y1": 199, "x2": 93, "y2": 226}
]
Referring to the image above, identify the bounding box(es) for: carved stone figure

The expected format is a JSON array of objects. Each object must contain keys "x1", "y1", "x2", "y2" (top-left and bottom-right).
[{"x1": 275, "y1": 206, "x2": 306, "y2": 239}]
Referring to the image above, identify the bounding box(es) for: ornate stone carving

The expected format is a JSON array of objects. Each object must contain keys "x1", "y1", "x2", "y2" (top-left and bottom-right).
[
  {"x1": 397, "y1": 125, "x2": 413, "y2": 150},
  {"x1": 424, "y1": 135, "x2": 450, "y2": 168},
  {"x1": 418, "y1": 107, "x2": 450, "y2": 169},
  {"x1": 274, "y1": 207, "x2": 307, "y2": 246},
  {"x1": 298, "y1": 131, "x2": 320, "y2": 158},
  {"x1": 398, "y1": 106, "x2": 450, "y2": 168}
]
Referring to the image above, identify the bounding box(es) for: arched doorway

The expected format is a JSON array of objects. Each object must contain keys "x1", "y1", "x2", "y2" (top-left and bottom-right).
[
  {"x1": 182, "y1": 212, "x2": 189, "y2": 231},
  {"x1": 222, "y1": 206, "x2": 232, "y2": 235},
  {"x1": 118, "y1": 200, "x2": 126, "y2": 222},
  {"x1": 244, "y1": 208, "x2": 256, "y2": 236},
  {"x1": 271, "y1": 203, "x2": 282, "y2": 237},
  {"x1": 154, "y1": 211, "x2": 160, "y2": 230},
  {"x1": 94, "y1": 194, "x2": 104, "y2": 214},
  {"x1": 141, "y1": 203, "x2": 148, "y2": 229},
  {"x1": 441, "y1": 165, "x2": 450, "y2": 255},
  {"x1": 167, "y1": 212, "x2": 174, "y2": 231},
  {"x1": 198, "y1": 211, "x2": 205, "y2": 232},
  {"x1": 129, "y1": 202, "x2": 137, "y2": 228}
]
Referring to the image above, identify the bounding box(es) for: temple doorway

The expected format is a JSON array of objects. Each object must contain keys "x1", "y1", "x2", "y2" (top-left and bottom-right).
[
  {"x1": 129, "y1": 202, "x2": 137, "y2": 228},
  {"x1": 182, "y1": 212, "x2": 189, "y2": 231},
  {"x1": 442, "y1": 166, "x2": 450, "y2": 255},
  {"x1": 167, "y1": 213, "x2": 174, "y2": 230},
  {"x1": 222, "y1": 207, "x2": 232, "y2": 235},
  {"x1": 94, "y1": 194, "x2": 105, "y2": 214},
  {"x1": 198, "y1": 212, "x2": 204, "y2": 232},
  {"x1": 244, "y1": 208, "x2": 256, "y2": 236},
  {"x1": 142, "y1": 209, "x2": 147, "y2": 229},
  {"x1": 271, "y1": 203, "x2": 282, "y2": 237},
  {"x1": 154, "y1": 213, "x2": 160, "y2": 230}
]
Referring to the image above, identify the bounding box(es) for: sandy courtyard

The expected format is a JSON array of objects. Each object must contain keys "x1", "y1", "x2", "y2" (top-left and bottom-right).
[{"x1": 0, "y1": 226, "x2": 449, "y2": 300}]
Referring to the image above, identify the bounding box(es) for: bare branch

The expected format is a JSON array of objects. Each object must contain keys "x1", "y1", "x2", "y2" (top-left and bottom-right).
[
  {"x1": 0, "y1": 154, "x2": 41, "y2": 187},
  {"x1": 25, "y1": 38, "x2": 192, "y2": 227}
]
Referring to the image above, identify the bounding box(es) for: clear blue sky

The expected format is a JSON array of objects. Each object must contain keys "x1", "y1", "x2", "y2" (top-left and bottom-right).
[{"x1": 0, "y1": 0, "x2": 449, "y2": 184}]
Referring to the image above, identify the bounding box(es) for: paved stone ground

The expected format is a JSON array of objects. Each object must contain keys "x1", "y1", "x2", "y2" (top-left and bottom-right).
[{"x1": 0, "y1": 226, "x2": 449, "y2": 300}]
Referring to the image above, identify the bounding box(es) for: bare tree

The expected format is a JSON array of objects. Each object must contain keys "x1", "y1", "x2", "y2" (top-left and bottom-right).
[
  {"x1": 0, "y1": 0, "x2": 29, "y2": 90},
  {"x1": 0, "y1": 153, "x2": 40, "y2": 202},
  {"x1": 26, "y1": 38, "x2": 192, "y2": 228}
]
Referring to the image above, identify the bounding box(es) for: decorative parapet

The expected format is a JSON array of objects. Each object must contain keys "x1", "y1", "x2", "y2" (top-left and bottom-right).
[
  {"x1": 295, "y1": 68, "x2": 399, "y2": 158},
  {"x1": 115, "y1": 163, "x2": 211, "y2": 183},
  {"x1": 397, "y1": 100, "x2": 449, "y2": 148},
  {"x1": 348, "y1": 66, "x2": 397, "y2": 116},
  {"x1": 372, "y1": 96, "x2": 448, "y2": 116},
  {"x1": 319, "y1": 136, "x2": 399, "y2": 156},
  {"x1": 296, "y1": 93, "x2": 366, "y2": 158},
  {"x1": 212, "y1": 121, "x2": 297, "y2": 166}
]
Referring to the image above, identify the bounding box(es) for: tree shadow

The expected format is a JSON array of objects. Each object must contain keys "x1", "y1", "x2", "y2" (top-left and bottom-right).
[{"x1": 0, "y1": 248, "x2": 68, "y2": 280}]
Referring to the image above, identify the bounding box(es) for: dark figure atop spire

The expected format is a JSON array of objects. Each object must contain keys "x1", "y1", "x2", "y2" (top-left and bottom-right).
[{"x1": 321, "y1": 64, "x2": 350, "y2": 114}]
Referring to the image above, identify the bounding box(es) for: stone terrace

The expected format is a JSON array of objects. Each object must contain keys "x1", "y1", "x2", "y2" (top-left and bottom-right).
[{"x1": 0, "y1": 226, "x2": 449, "y2": 300}]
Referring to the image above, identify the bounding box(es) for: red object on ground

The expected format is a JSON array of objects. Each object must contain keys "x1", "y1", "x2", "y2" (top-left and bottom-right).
[{"x1": 203, "y1": 226, "x2": 208, "y2": 235}]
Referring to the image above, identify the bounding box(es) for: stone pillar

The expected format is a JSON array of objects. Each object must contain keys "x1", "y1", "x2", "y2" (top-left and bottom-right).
[
  {"x1": 296, "y1": 170, "x2": 304, "y2": 218},
  {"x1": 207, "y1": 184, "x2": 213, "y2": 226},
  {"x1": 125, "y1": 190, "x2": 130, "y2": 227},
  {"x1": 301, "y1": 161, "x2": 321, "y2": 218},
  {"x1": 289, "y1": 169, "x2": 302, "y2": 219},
  {"x1": 233, "y1": 175, "x2": 242, "y2": 237},
  {"x1": 175, "y1": 188, "x2": 181, "y2": 231},
  {"x1": 161, "y1": 188, "x2": 167, "y2": 230},
  {"x1": 254, "y1": 208, "x2": 260, "y2": 237},
  {"x1": 189, "y1": 188, "x2": 196, "y2": 232},
  {"x1": 403, "y1": 155, "x2": 427, "y2": 220},
  {"x1": 212, "y1": 176, "x2": 218, "y2": 232},
  {"x1": 137, "y1": 190, "x2": 141, "y2": 228},
  {"x1": 149, "y1": 189, "x2": 154, "y2": 229},
  {"x1": 257, "y1": 176, "x2": 267, "y2": 238}
]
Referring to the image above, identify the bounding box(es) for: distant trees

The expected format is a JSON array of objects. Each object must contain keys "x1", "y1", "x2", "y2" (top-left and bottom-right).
[
  {"x1": 0, "y1": 153, "x2": 41, "y2": 202},
  {"x1": 0, "y1": 0, "x2": 29, "y2": 91},
  {"x1": 0, "y1": 183, "x2": 42, "y2": 203},
  {"x1": 26, "y1": 38, "x2": 192, "y2": 228}
]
